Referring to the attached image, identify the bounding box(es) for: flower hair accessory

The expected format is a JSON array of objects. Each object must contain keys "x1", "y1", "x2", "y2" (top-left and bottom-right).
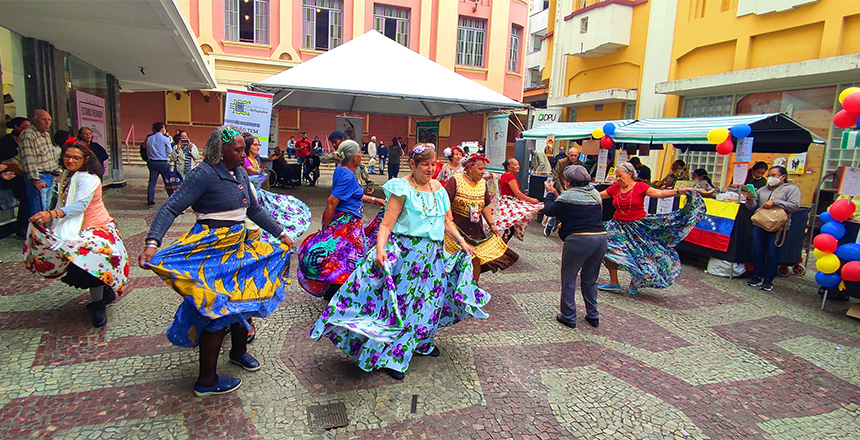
[
  {"x1": 411, "y1": 143, "x2": 435, "y2": 158},
  {"x1": 63, "y1": 136, "x2": 79, "y2": 145},
  {"x1": 220, "y1": 128, "x2": 241, "y2": 144},
  {"x1": 461, "y1": 153, "x2": 489, "y2": 169}
]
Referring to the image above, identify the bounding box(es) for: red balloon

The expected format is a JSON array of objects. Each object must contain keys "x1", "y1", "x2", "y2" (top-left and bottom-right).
[
  {"x1": 715, "y1": 138, "x2": 733, "y2": 155},
  {"x1": 814, "y1": 233, "x2": 839, "y2": 254},
  {"x1": 833, "y1": 109, "x2": 860, "y2": 129},
  {"x1": 829, "y1": 199, "x2": 857, "y2": 222},
  {"x1": 842, "y1": 261, "x2": 860, "y2": 282},
  {"x1": 600, "y1": 136, "x2": 614, "y2": 148},
  {"x1": 843, "y1": 93, "x2": 860, "y2": 113}
]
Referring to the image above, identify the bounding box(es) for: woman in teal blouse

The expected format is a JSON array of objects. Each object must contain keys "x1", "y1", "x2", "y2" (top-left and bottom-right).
[{"x1": 311, "y1": 144, "x2": 492, "y2": 381}]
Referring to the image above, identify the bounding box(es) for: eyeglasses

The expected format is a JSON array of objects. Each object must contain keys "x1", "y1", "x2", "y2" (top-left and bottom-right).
[{"x1": 63, "y1": 154, "x2": 84, "y2": 161}]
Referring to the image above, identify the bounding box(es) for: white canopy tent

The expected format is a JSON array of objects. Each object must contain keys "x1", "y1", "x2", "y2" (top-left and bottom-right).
[{"x1": 251, "y1": 30, "x2": 526, "y2": 118}]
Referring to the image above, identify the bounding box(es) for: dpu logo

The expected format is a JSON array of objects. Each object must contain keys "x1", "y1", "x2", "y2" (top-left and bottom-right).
[
  {"x1": 536, "y1": 112, "x2": 558, "y2": 122},
  {"x1": 232, "y1": 99, "x2": 251, "y2": 116}
]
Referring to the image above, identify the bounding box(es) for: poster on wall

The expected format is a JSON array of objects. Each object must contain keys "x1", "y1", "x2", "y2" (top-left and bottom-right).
[
  {"x1": 224, "y1": 89, "x2": 274, "y2": 156},
  {"x1": 736, "y1": 137, "x2": 754, "y2": 162},
  {"x1": 595, "y1": 149, "x2": 609, "y2": 182},
  {"x1": 787, "y1": 152, "x2": 806, "y2": 174},
  {"x1": 336, "y1": 116, "x2": 364, "y2": 145},
  {"x1": 733, "y1": 162, "x2": 749, "y2": 185},
  {"x1": 416, "y1": 120, "x2": 440, "y2": 144},
  {"x1": 543, "y1": 135, "x2": 555, "y2": 156},
  {"x1": 485, "y1": 114, "x2": 509, "y2": 172},
  {"x1": 75, "y1": 91, "x2": 106, "y2": 146}
]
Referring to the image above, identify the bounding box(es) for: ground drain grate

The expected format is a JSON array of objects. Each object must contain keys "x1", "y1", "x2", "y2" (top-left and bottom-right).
[{"x1": 307, "y1": 402, "x2": 349, "y2": 430}]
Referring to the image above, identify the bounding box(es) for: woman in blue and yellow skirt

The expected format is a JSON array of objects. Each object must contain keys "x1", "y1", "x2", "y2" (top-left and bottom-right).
[
  {"x1": 311, "y1": 144, "x2": 490, "y2": 381},
  {"x1": 138, "y1": 127, "x2": 295, "y2": 397}
]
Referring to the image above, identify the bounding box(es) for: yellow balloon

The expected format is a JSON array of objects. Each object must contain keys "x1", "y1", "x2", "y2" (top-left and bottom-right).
[
  {"x1": 839, "y1": 87, "x2": 860, "y2": 104},
  {"x1": 814, "y1": 248, "x2": 830, "y2": 259},
  {"x1": 592, "y1": 128, "x2": 605, "y2": 139},
  {"x1": 816, "y1": 254, "x2": 841, "y2": 274},
  {"x1": 707, "y1": 127, "x2": 730, "y2": 144}
]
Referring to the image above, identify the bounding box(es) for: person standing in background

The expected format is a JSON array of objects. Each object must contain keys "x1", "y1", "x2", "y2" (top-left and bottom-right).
[
  {"x1": 145, "y1": 122, "x2": 173, "y2": 206},
  {"x1": 377, "y1": 142, "x2": 388, "y2": 175},
  {"x1": 629, "y1": 157, "x2": 651, "y2": 183},
  {"x1": 295, "y1": 132, "x2": 311, "y2": 165},
  {"x1": 367, "y1": 136, "x2": 377, "y2": 163},
  {"x1": 0, "y1": 117, "x2": 31, "y2": 237},
  {"x1": 387, "y1": 136, "x2": 402, "y2": 180},
  {"x1": 19, "y1": 109, "x2": 60, "y2": 216}
]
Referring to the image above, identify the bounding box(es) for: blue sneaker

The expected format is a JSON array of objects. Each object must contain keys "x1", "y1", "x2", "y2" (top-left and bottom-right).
[
  {"x1": 229, "y1": 352, "x2": 262, "y2": 372},
  {"x1": 598, "y1": 284, "x2": 621, "y2": 292},
  {"x1": 193, "y1": 375, "x2": 242, "y2": 397}
]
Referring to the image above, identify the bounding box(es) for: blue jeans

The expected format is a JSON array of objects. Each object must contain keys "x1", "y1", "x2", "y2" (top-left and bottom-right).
[
  {"x1": 752, "y1": 225, "x2": 781, "y2": 283},
  {"x1": 24, "y1": 173, "x2": 55, "y2": 216},
  {"x1": 147, "y1": 160, "x2": 171, "y2": 204}
]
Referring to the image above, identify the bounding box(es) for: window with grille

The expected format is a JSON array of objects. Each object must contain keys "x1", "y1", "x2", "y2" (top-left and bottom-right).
[
  {"x1": 681, "y1": 95, "x2": 734, "y2": 118},
  {"x1": 224, "y1": 0, "x2": 269, "y2": 44},
  {"x1": 569, "y1": 108, "x2": 577, "y2": 122},
  {"x1": 528, "y1": 68, "x2": 542, "y2": 88},
  {"x1": 677, "y1": 150, "x2": 728, "y2": 187},
  {"x1": 509, "y1": 25, "x2": 522, "y2": 72},
  {"x1": 457, "y1": 17, "x2": 486, "y2": 67},
  {"x1": 373, "y1": 5, "x2": 410, "y2": 46},
  {"x1": 301, "y1": 0, "x2": 343, "y2": 51},
  {"x1": 679, "y1": 94, "x2": 735, "y2": 187},
  {"x1": 824, "y1": 82, "x2": 860, "y2": 173}
]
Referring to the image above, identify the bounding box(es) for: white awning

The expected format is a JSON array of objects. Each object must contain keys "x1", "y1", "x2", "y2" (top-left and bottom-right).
[
  {"x1": 0, "y1": 0, "x2": 215, "y2": 92},
  {"x1": 252, "y1": 30, "x2": 526, "y2": 117},
  {"x1": 522, "y1": 120, "x2": 634, "y2": 140}
]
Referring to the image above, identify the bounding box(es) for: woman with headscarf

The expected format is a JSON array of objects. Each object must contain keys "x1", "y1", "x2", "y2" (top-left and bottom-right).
[
  {"x1": 138, "y1": 126, "x2": 295, "y2": 397},
  {"x1": 542, "y1": 165, "x2": 606, "y2": 328},
  {"x1": 436, "y1": 146, "x2": 464, "y2": 186},
  {"x1": 24, "y1": 137, "x2": 128, "y2": 328},
  {"x1": 311, "y1": 143, "x2": 489, "y2": 381},
  {"x1": 494, "y1": 157, "x2": 543, "y2": 242},
  {"x1": 297, "y1": 140, "x2": 385, "y2": 300},
  {"x1": 598, "y1": 162, "x2": 705, "y2": 295},
  {"x1": 445, "y1": 153, "x2": 518, "y2": 281}
]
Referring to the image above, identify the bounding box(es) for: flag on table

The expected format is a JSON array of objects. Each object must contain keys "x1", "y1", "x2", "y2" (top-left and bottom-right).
[{"x1": 684, "y1": 199, "x2": 740, "y2": 252}]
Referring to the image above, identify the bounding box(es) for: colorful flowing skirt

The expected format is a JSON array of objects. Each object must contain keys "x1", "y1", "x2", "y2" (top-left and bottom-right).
[
  {"x1": 310, "y1": 234, "x2": 490, "y2": 373},
  {"x1": 147, "y1": 223, "x2": 289, "y2": 347},
  {"x1": 493, "y1": 196, "x2": 543, "y2": 241},
  {"x1": 24, "y1": 222, "x2": 129, "y2": 295},
  {"x1": 604, "y1": 192, "x2": 706, "y2": 289},
  {"x1": 256, "y1": 187, "x2": 312, "y2": 244},
  {"x1": 444, "y1": 230, "x2": 518, "y2": 273},
  {"x1": 297, "y1": 212, "x2": 366, "y2": 297}
]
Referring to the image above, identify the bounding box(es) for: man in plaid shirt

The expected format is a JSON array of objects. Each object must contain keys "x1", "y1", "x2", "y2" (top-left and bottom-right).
[{"x1": 19, "y1": 109, "x2": 60, "y2": 216}]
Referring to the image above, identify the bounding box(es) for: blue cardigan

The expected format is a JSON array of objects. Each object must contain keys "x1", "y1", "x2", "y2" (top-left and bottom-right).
[{"x1": 146, "y1": 161, "x2": 283, "y2": 245}]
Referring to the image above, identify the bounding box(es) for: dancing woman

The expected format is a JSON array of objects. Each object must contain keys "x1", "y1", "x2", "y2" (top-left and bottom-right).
[
  {"x1": 139, "y1": 127, "x2": 294, "y2": 397},
  {"x1": 311, "y1": 144, "x2": 490, "y2": 381},
  {"x1": 598, "y1": 162, "x2": 705, "y2": 295},
  {"x1": 435, "y1": 146, "x2": 464, "y2": 186},
  {"x1": 494, "y1": 158, "x2": 543, "y2": 241}
]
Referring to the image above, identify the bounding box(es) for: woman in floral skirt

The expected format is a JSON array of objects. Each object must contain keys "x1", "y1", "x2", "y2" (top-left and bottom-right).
[
  {"x1": 24, "y1": 137, "x2": 129, "y2": 328},
  {"x1": 311, "y1": 144, "x2": 490, "y2": 381}
]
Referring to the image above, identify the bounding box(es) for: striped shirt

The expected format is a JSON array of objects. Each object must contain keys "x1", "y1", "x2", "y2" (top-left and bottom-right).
[{"x1": 19, "y1": 126, "x2": 60, "y2": 180}]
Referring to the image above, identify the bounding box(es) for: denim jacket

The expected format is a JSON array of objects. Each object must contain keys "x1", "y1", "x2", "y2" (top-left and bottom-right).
[{"x1": 146, "y1": 160, "x2": 283, "y2": 245}]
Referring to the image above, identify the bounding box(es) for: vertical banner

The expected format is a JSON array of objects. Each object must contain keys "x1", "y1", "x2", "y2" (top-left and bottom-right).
[
  {"x1": 596, "y1": 149, "x2": 609, "y2": 182},
  {"x1": 532, "y1": 108, "x2": 561, "y2": 156},
  {"x1": 336, "y1": 116, "x2": 364, "y2": 145},
  {"x1": 75, "y1": 91, "x2": 107, "y2": 145},
  {"x1": 485, "y1": 114, "x2": 509, "y2": 172},
  {"x1": 416, "y1": 120, "x2": 440, "y2": 144},
  {"x1": 224, "y1": 89, "x2": 274, "y2": 156}
]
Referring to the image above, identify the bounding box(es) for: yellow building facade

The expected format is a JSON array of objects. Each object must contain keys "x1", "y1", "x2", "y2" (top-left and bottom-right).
[{"x1": 542, "y1": 0, "x2": 860, "y2": 202}]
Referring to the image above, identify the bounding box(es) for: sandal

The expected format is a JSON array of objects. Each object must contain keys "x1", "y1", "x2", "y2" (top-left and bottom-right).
[{"x1": 628, "y1": 284, "x2": 639, "y2": 295}]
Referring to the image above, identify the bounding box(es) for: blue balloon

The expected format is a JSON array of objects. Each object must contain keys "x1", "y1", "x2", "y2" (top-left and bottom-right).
[
  {"x1": 816, "y1": 271, "x2": 842, "y2": 288},
  {"x1": 821, "y1": 221, "x2": 846, "y2": 240},
  {"x1": 856, "y1": 115, "x2": 860, "y2": 128},
  {"x1": 819, "y1": 211, "x2": 834, "y2": 223},
  {"x1": 729, "y1": 124, "x2": 752, "y2": 139},
  {"x1": 836, "y1": 243, "x2": 860, "y2": 262},
  {"x1": 603, "y1": 123, "x2": 616, "y2": 136}
]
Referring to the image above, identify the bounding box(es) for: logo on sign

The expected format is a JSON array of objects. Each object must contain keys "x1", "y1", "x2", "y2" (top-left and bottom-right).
[
  {"x1": 232, "y1": 99, "x2": 251, "y2": 116},
  {"x1": 536, "y1": 113, "x2": 558, "y2": 122}
]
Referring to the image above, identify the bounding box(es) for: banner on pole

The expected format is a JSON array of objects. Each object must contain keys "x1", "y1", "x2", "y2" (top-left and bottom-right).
[
  {"x1": 485, "y1": 114, "x2": 509, "y2": 172},
  {"x1": 336, "y1": 116, "x2": 364, "y2": 145},
  {"x1": 224, "y1": 89, "x2": 274, "y2": 156}
]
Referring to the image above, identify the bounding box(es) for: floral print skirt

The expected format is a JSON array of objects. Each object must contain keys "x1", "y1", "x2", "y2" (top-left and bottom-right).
[
  {"x1": 310, "y1": 234, "x2": 490, "y2": 373},
  {"x1": 254, "y1": 185, "x2": 312, "y2": 244},
  {"x1": 604, "y1": 192, "x2": 706, "y2": 289},
  {"x1": 297, "y1": 212, "x2": 366, "y2": 297},
  {"x1": 24, "y1": 222, "x2": 129, "y2": 295},
  {"x1": 147, "y1": 223, "x2": 289, "y2": 347},
  {"x1": 493, "y1": 196, "x2": 543, "y2": 241}
]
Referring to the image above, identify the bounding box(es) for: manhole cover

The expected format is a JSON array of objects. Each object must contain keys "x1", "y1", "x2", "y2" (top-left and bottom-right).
[{"x1": 307, "y1": 402, "x2": 348, "y2": 430}]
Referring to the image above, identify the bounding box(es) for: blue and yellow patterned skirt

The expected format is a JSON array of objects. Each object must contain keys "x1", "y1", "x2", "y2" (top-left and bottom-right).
[{"x1": 148, "y1": 223, "x2": 290, "y2": 347}]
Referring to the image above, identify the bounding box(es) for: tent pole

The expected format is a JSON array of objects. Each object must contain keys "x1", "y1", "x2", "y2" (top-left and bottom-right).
[
  {"x1": 420, "y1": 101, "x2": 434, "y2": 118},
  {"x1": 273, "y1": 91, "x2": 293, "y2": 107}
]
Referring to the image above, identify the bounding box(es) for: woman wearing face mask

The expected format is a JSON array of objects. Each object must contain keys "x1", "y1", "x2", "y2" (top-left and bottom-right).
[
  {"x1": 598, "y1": 162, "x2": 706, "y2": 295},
  {"x1": 445, "y1": 153, "x2": 518, "y2": 281},
  {"x1": 311, "y1": 144, "x2": 489, "y2": 381},
  {"x1": 742, "y1": 166, "x2": 800, "y2": 292}
]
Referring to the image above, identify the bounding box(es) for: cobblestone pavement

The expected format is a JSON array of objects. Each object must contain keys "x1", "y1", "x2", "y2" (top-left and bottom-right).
[{"x1": 0, "y1": 166, "x2": 858, "y2": 439}]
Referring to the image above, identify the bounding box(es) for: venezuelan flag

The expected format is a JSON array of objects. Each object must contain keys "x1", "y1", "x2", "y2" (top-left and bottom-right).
[{"x1": 684, "y1": 199, "x2": 740, "y2": 252}]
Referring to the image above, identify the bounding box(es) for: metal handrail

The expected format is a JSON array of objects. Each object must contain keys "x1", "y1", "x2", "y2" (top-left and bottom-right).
[{"x1": 123, "y1": 123, "x2": 135, "y2": 163}]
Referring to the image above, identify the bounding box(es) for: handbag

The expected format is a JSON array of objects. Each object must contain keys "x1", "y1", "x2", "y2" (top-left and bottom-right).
[{"x1": 751, "y1": 186, "x2": 789, "y2": 245}]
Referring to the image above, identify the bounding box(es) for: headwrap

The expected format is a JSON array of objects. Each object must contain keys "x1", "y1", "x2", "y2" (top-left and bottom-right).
[
  {"x1": 220, "y1": 128, "x2": 241, "y2": 144},
  {"x1": 563, "y1": 164, "x2": 591, "y2": 184},
  {"x1": 410, "y1": 143, "x2": 436, "y2": 158},
  {"x1": 333, "y1": 139, "x2": 360, "y2": 162},
  {"x1": 446, "y1": 145, "x2": 464, "y2": 158},
  {"x1": 461, "y1": 153, "x2": 489, "y2": 169}
]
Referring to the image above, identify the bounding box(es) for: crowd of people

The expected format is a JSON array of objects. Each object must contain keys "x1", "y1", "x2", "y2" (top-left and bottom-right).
[{"x1": 2, "y1": 115, "x2": 810, "y2": 396}]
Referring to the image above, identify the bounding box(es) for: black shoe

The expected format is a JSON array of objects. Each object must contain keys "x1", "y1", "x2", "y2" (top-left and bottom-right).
[
  {"x1": 86, "y1": 300, "x2": 107, "y2": 328},
  {"x1": 15, "y1": 231, "x2": 26, "y2": 239},
  {"x1": 419, "y1": 346, "x2": 440, "y2": 357},
  {"x1": 746, "y1": 276, "x2": 763, "y2": 287},
  {"x1": 147, "y1": 201, "x2": 155, "y2": 206},
  {"x1": 543, "y1": 221, "x2": 554, "y2": 237},
  {"x1": 760, "y1": 281, "x2": 773, "y2": 291},
  {"x1": 384, "y1": 368, "x2": 405, "y2": 380},
  {"x1": 246, "y1": 332, "x2": 256, "y2": 344},
  {"x1": 584, "y1": 317, "x2": 599, "y2": 328},
  {"x1": 103, "y1": 287, "x2": 116, "y2": 305},
  {"x1": 556, "y1": 314, "x2": 576, "y2": 329}
]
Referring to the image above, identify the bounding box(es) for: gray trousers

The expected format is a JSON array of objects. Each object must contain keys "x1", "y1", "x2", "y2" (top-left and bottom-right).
[{"x1": 560, "y1": 233, "x2": 608, "y2": 321}]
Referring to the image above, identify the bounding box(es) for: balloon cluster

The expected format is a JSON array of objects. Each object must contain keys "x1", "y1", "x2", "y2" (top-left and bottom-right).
[
  {"x1": 593, "y1": 123, "x2": 616, "y2": 149},
  {"x1": 707, "y1": 124, "x2": 751, "y2": 156},
  {"x1": 813, "y1": 199, "x2": 859, "y2": 288},
  {"x1": 833, "y1": 87, "x2": 860, "y2": 129}
]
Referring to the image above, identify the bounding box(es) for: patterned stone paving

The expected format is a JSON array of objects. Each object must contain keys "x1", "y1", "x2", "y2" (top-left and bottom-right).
[{"x1": 0, "y1": 166, "x2": 858, "y2": 439}]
